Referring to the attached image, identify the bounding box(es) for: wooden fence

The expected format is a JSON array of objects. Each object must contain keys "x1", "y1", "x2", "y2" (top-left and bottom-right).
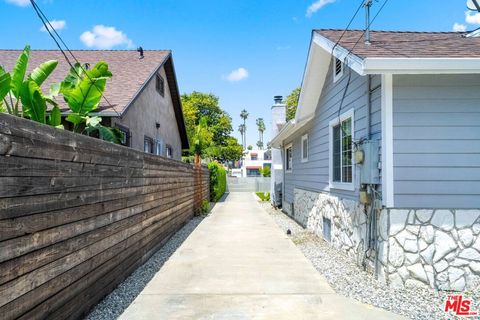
[{"x1": 0, "y1": 113, "x2": 209, "y2": 319}]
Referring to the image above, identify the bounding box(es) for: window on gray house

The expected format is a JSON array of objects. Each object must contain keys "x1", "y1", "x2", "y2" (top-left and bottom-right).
[
  {"x1": 332, "y1": 118, "x2": 352, "y2": 183},
  {"x1": 156, "y1": 74, "x2": 165, "y2": 97},
  {"x1": 166, "y1": 145, "x2": 173, "y2": 158},
  {"x1": 116, "y1": 125, "x2": 130, "y2": 147},
  {"x1": 285, "y1": 145, "x2": 292, "y2": 171},
  {"x1": 155, "y1": 140, "x2": 163, "y2": 155},
  {"x1": 144, "y1": 136, "x2": 154, "y2": 153}
]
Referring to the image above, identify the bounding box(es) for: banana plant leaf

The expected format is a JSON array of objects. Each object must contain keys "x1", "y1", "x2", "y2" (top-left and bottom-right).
[
  {"x1": 48, "y1": 105, "x2": 62, "y2": 127},
  {"x1": 11, "y1": 45, "x2": 30, "y2": 99},
  {"x1": 62, "y1": 61, "x2": 112, "y2": 116},
  {"x1": 60, "y1": 63, "x2": 85, "y2": 94},
  {"x1": 28, "y1": 60, "x2": 58, "y2": 87},
  {"x1": 20, "y1": 80, "x2": 46, "y2": 123},
  {"x1": 0, "y1": 66, "x2": 11, "y2": 102},
  {"x1": 65, "y1": 113, "x2": 84, "y2": 126}
]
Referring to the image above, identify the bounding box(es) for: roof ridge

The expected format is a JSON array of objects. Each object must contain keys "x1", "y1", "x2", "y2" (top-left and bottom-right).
[
  {"x1": 0, "y1": 49, "x2": 172, "y2": 52},
  {"x1": 314, "y1": 28, "x2": 465, "y2": 34}
]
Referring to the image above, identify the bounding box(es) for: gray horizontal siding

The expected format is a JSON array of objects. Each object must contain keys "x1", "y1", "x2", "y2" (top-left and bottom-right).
[
  {"x1": 392, "y1": 74, "x2": 480, "y2": 208},
  {"x1": 283, "y1": 63, "x2": 380, "y2": 205}
]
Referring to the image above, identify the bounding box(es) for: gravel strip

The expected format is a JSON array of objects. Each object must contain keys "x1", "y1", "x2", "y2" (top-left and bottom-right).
[
  {"x1": 259, "y1": 201, "x2": 480, "y2": 320},
  {"x1": 85, "y1": 216, "x2": 205, "y2": 320}
]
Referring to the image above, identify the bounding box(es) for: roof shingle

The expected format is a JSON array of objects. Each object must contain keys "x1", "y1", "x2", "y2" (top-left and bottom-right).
[
  {"x1": 0, "y1": 49, "x2": 170, "y2": 115},
  {"x1": 315, "y1": 29, "x2": 480, "y2": 59}
]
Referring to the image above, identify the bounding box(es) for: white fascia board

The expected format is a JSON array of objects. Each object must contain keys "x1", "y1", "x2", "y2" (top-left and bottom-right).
[
  {"x1": 270, "y1": 115, "x2": 315, "y2": 149},
  {"x1": 364, "y1": 57, "x2": 480, "y2": 74},
  {"x1": 270, "y1": 121, "x2": 295, "y2": 149},
  {"x1": 312, "y1": 32, "x2": 365, "y2": 76}
]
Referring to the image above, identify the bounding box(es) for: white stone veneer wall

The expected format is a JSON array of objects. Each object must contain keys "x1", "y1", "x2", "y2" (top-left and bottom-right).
[
  {"x1": 383, "y1": 209, "x2": 480, "y2": 291},
  {"x1": 293, "y1": 188, "x2": 369, "y2": 266},
  {"x1": 293, "y1": 188, "x2": 480, "y2": 291}
]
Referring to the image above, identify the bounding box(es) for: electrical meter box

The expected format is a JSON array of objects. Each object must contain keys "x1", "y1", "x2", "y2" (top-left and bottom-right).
[{"x1": 360, "y1": 140, "x2": 380, "y2": 185}]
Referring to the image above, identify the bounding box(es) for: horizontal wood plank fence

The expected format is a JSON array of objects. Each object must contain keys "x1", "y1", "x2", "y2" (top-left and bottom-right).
[{"x1": 0, "y1": 114, "x2": 209, "y2": 320}]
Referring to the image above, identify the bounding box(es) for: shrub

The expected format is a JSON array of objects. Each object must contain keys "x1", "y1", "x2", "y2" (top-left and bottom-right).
[
  {"x1": 259, "y1": 166, "x2": 271, "y2": 177},
  {"x1": 208, "y1": 161, "x2": 226, "y2": 202},
  {"x1": 256, "y1": 192, "x2": 270, "y2": 201},
  {"x1": 201, "y1": 199, "x2": 210, "y2": 214}
]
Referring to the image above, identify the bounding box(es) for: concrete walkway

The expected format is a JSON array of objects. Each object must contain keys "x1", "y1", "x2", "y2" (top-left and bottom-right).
[{"x1": 120, "y1": 193, "x2": 404, "y2": 320}]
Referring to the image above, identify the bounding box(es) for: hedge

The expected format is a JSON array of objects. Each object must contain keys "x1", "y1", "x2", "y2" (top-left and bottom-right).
[{"x1": 208, "y1": 162, "x2": 227, "y2": 202}]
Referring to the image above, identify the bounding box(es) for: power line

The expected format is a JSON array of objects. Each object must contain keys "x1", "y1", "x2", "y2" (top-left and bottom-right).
[
  {"x1": 344, "y1": 0, "x2": 390, "y2": 62},
  {"x1": 335, "y1": 0, "x2": 390, "y2": 139},
  {"x1": 29, "y1": 0, "x2": 121, "y2": 117},
  {"x1": 331, "y1": 0, "x2": 366, "y2": 55}
]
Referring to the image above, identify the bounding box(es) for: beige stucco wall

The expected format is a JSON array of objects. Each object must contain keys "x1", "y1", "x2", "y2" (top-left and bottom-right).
[{"x1": 112, "y1": 66, "x2": 183, "y2": 160}]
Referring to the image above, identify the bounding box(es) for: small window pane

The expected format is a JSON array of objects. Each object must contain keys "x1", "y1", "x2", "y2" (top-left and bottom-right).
[
  {"x1": 286, "y1": 146, "x2": 292, "y2": 171},
  {"x1": 156, "y1": 74, "x2": 165, "y2": 97},
  {"x1": 144, "y1": 137, "x2": 153, "y2": 153},
  {"x1": 333, "y1": 125, "x2": 341, "y2": 181},
  {"x1": 302, "y1": 136, "x2": 308, "y2": 160}
]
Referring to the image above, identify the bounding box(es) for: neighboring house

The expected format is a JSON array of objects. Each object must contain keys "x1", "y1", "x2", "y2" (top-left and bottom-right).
[
  {"x1": 271, "y1": 29, "x2": 480, "y2": 291},
  {"x1": 0, "y1": 49, "x2": 189, "y2": 160},
  {"x1": 240, "y1": 149, "x2": 272, "y2": 177}
]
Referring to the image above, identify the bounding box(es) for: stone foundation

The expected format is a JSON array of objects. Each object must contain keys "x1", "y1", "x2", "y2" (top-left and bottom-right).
[
  {"x1": 293, "y1": 188, "x2": 480, "y2": 291},
  {"x1": 382, "y1": 209, "x2": 480, "y2": 291},
  {"x1": 293, "y1": 188, "x2": 369, "y2": 266}
]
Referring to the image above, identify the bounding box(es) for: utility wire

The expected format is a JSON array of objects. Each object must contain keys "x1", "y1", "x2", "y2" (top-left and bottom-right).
[
  {"x1": 344, "y1": 0, "x2": 390, "y2": 62},
  {"x1": 335, "y1": 0, "x2": 389, "y2": 142},
  {"x1": 29, "y1": 0, "x2": 121, "y2": 117},
  {"x1": 331, "y1": 0, "x2": 366, "y2": 55}
]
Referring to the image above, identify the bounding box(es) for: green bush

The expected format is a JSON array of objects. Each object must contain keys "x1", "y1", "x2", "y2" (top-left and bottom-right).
[
  {"x1": 201, "y1": 199, "x2": 210, "y2": 214},
  {"x1": 208, "y1": 161, "x2": 226, "y2": 202},
  {"x1": 256, "y1": 192, "x2": 270, "y2": 201}
]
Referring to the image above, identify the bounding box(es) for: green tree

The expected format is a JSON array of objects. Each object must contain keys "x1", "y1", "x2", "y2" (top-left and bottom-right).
[
  {"x1": 181, "y1": 91, "x2": 242, "y2": 163},
  {"x1": 238, "y1": 124, "x2": 245, "y2": 149},
  {"x1": 240, "y1": 109, "x2": 249, "y2": 148},
  {"x1": 256, "y1": 118, "x2": 265, "y2": 149},
  {"x1": 211, "y1": 136, "x2": 243, "y2": 165},
  {"x1": 182, "y1": 91, "x2": 233, "y2": 146},
  {"x1": 285, "y1": 87, "x2": 300, "y2": 121}
]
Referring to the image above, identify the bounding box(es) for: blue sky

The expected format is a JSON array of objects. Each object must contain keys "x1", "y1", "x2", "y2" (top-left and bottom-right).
[{"x1": 0, "y1": 0, "x2": 477, "y2": 146}]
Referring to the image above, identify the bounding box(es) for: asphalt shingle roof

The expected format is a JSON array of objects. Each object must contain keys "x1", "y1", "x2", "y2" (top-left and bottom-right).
[
  {"x1": 315, "y1": 29, "x2": 480, "y2": 59},
  {"x1": 0, "y1": 49, "x2": 170, "y2": 115}
]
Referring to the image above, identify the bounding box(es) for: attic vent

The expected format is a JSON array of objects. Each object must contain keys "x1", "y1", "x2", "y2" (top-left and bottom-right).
[{"x1": 333, "y1": 57, "x2": 343, "y2": 83}]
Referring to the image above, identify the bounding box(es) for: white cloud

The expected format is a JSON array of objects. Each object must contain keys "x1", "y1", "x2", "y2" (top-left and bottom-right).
[
  {"x1": 80, "y1": 25, "x2": 134, "y2": 50},
  {"x1": 224, "y1": 68, "x2": 249, "y2": 82},
  {"x1": 5, "y1": 0, "x2": 30, "y2": 6},
  {"x1": 306, "y1": 0, "x2": 336, "y2": 17},
  {"x1": 465, "y1": 10, "x2": 480, "y2": 24},
  {"x1": 40, "y1": 20, "x2": 66, "y2": 33},
  {"x1": 453, "y1": 23, "x2": 467, "y2": 32}
]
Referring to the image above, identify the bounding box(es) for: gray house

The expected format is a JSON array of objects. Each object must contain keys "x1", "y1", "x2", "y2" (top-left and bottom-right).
[
  {"x1": 0, "y1": 49, "x2": 189, "y2": 160},
  {"x1": 271, "y1": 29, "x2": 480, "y2": 291}
]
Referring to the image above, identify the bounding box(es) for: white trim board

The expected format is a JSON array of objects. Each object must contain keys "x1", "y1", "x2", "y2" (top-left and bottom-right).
[
  {"x1": 328, "y1": 108, "x2": 355, "y2": 192},
  {"x1": 313, "y1": 31, "x2": 480, "y2": 75},
  {"x1": 381, "y1": 74, "x2": 394, "y2": 208}
]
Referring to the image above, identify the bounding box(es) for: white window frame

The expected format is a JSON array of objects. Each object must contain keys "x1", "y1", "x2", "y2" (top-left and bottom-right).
[
  {"x1": 329, "y1": 108, "x2": 355, "y2": 191},
  {"x1": 285, "y1": 143, "x2": 293, "y2": 173},
  {"x1": 333, "y1": 57, "x2": 344, "y2": 83},
  {"x1": 301, "y1": 134, "x2": 308, "y2": 163}
]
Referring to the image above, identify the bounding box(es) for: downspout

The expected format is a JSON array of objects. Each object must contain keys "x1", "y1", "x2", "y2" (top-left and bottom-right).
[{"x1": 366, "y1": 75, "x2": 372, "y2": 139}]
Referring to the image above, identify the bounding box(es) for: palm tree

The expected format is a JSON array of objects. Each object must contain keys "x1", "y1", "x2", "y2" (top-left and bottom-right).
[
  {"x1": 256, "y1": 118, "x2": 266, "y2": 150},
  {"x1": 240, "y1": 109, "x2": 249, "y2": 149},
  {"x1": 256, "y1": 140, "x2": 263, "y2": 149},
  {"x1": 238, "y1": 124, "x2": 245, "y2": 149}
]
